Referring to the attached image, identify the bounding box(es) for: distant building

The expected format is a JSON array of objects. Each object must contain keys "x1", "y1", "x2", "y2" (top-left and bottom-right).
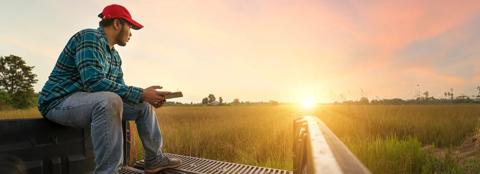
[
  {"x1": 456, "y1": 95, "x2": 470, "y2": 100},
  {"x1": 208, "y1": 101, "x2": 220, "y2": 105}
]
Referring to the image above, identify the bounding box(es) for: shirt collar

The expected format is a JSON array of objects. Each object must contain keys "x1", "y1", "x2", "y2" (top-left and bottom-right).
[{"x1": 97, "y1": 27, "x2": 116, "y2": 52}]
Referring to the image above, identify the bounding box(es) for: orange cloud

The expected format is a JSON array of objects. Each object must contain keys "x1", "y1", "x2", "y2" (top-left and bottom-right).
[{"x1": 349, "y1": 0, "x2": 480, "y2": 62}]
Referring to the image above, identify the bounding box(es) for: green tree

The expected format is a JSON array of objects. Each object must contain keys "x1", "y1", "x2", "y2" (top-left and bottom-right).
[
  {"x1": 0, "y1": 55, "x2": 38, "y2": 108},
  {"x1": 359, "y1": 97, "x2": 369, "y2": 104},
  {"x1": 207, "y1": 94, "x2": 216, "y2": 104},
  {"x1": 0, "y1": 90, "x2": 10, "y2": 110},
  {"x1": 232, "y1": 98, "x2": 240, "y2": 104},
  {"x1": 218, "y1": 97, "x2": 223, "y2": 104},
  {"x1": 201, "y1": 97, "x2": 208, "y2": 105}
]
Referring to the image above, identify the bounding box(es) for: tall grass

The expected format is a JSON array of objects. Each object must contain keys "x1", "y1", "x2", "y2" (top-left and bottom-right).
[
  {"x1": 316, "y1": 105, "x2": 480, "y2": 147},
  {"x1": 0, "y1": 107, "x2": 41, "y2": 119},
  {"x1": 315, "y1": 104, "x2": 480, "y2": 173},
  {"x1": 129, "y1": 105, "x2": 296, "y2": 170}
]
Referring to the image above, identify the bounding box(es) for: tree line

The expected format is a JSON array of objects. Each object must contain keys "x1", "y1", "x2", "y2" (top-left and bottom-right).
[
  {"x1": 197, "y1": 94, "x2": 278, "y2": 106},
  {"x1": 0, "y1": 55, "x2": 38, "y2": 109},
  {"x1": 338, "y1": 87, "x2": 480, "y2": 105}
]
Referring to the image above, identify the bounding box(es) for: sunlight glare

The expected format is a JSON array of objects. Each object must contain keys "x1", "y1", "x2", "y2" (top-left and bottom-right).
[{"x1": 300, "y1": 96, "x2": 317, "y2": 110}]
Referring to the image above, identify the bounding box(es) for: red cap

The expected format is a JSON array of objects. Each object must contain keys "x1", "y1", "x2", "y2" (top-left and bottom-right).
[{"x1": 99, "y1": 4, "x2": 143, "y2": 30}]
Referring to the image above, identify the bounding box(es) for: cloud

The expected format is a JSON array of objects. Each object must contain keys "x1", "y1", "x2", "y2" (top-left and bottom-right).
[{"x1": 314, "y1": 1, "x2": 480, "y2": 68}]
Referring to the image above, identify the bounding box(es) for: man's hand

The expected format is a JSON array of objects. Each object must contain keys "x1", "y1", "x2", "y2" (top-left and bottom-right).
[
  {"x1": 143, "y1": 86, "x2": 171, "y2": 108},
  {"x1": 152, "y1": 99, "x2": 166, "y2": 108},
  {"x1": 153, "y1": 91, "x2": 172, "y2": 108}
]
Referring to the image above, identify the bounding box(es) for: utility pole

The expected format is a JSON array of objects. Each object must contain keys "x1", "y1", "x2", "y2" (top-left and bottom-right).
[
  {"x1": 449, "y1": 88, "x2": 454, "y2": 100},
  {"x1": 477, "y1": 86, "x2": 480, "y2": 99}
]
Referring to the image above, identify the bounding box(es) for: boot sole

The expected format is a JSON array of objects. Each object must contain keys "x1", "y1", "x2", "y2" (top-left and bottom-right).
[{"x1": 144, "y1": 162, "x2": 182, "y2": 174}]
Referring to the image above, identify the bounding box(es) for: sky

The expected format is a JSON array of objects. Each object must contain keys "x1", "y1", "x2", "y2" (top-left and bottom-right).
[{"x1": 1, "y1": 0, "x2": 480, "y2": 103}]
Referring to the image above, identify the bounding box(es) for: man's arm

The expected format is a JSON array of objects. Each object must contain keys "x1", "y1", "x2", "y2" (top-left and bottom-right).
[
  {"x1": 116, "y1": 66, "x2": 126, "y2": 85},
  {"x1": 115, "y1": 65, "x2": 168, "y2": 107},
  {"x1": 74, "y1": 34, "x2": 143, "y2": 103}
]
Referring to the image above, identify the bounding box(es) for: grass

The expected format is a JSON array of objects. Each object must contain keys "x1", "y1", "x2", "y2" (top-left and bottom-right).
[
  {"x1": 316, "y1": 104, "x2": 480, "y2": 173},
  {"x1": 3, "y1": 104, "x2": 480, "y2": 173},
  {"x1": 317, "y1": 105, "x2": 480, "y2": 147},
  {"x1": 129, "y1": 105, "x2": 296, "y2": 170},
  {"x1": 0, "y1": 107, "x2": 42, "y2": 119}
]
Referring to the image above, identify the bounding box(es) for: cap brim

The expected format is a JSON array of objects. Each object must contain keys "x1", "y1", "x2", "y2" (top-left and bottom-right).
[{"x1": 125, "y1": 18, "x2": 143, "y2": 30}]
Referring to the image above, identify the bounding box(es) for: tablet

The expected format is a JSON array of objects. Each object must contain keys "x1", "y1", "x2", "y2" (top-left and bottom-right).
[{"x1": 164, "y1": 92, "x2": 183, "y2": 99}]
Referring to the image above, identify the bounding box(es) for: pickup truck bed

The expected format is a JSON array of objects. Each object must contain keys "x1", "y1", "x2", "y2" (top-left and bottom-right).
[{"x1": 0, "y1": 118, "x2": 94, "y2": 174}]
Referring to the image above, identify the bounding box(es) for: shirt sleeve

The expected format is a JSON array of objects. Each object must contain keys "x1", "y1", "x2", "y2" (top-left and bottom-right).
[
  {"x1": 116, "y1": 70, "x2": 126, "y2": 85},
  {"x1": 74, "y1": 32, "x2": 143, "y2": 103}
]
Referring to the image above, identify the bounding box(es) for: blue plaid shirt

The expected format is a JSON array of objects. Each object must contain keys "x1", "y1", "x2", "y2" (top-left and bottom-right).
[{"x1": 38, "y1": 27, "x2": 144, "y2": 116}]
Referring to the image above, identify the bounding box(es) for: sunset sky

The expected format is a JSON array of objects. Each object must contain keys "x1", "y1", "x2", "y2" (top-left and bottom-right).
[{"x1": 1, "y1": 0, "x2": 480, "y2": 103}]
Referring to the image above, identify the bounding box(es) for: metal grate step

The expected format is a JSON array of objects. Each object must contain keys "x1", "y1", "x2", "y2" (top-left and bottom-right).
[
  {"x1": 120, "y1": 167, "x2": 144, "y2": 174},
  {"x1": 134, "y1": 153, "x2": 292, "y2": 174},
  {"x1": 120, "y1": 166, "x2": 190, "y2": 174}
]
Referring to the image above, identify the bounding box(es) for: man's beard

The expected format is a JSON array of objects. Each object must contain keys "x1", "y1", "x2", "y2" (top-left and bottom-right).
[{"x1": 116, "y1": 25, "x2": 128, "y2": 47}]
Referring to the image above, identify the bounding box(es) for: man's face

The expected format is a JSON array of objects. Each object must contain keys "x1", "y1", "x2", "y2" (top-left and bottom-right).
[{"x1": 115, "y1": 21, "x2": 132, "y2": 47}]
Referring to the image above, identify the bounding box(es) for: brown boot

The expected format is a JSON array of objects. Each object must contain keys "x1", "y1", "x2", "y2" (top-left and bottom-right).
[{"x1": 144, "y1": 156, "x2": 182, "y2": 174}]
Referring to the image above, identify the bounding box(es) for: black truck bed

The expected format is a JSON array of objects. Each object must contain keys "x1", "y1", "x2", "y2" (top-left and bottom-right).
[{"x1": 0, "y1": 118, "x2": 94, "y2": 174}]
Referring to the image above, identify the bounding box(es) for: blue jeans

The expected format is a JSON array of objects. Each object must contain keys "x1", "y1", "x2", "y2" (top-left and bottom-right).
[{"x1": 45, "y1": 91, "x2": 165, "y2": 174}]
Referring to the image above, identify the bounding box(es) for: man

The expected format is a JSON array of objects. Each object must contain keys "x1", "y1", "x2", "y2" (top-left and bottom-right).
[{"x1": 38, "y1": 4, "x2": 181, "y2": 174}]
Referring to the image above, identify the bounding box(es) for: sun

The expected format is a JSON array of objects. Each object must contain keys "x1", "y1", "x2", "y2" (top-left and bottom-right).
[
  {"x1": 300, "y1": 96, "x2": 317, "y2": 110},
  {"x1": 293, "y1": 86, "x2": 322, "y2": 110}
]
